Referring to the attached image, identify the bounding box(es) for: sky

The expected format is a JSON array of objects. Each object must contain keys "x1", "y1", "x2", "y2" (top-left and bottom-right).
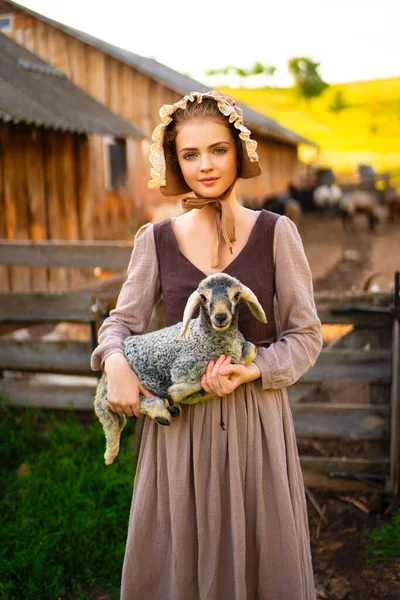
[{"x1": 13, "y1": 0, "x2": 400, "y2": 88}]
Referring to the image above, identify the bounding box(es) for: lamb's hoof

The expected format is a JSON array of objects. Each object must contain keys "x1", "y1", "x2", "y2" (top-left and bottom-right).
[
  {"x1": 168, "y1": 405, "x2": 181, "y2": 417},
  {"x1": 104, "y1": 452, "x2": 116, "y2": 465},
  {"x1": 155, "y1": 416, "x2": 171, "y2": 426}
]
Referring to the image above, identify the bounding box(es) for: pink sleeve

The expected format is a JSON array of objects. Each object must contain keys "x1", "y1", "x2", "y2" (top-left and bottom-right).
[
  {"x1": 90, "y1": 223, "x2": 161, "y2": 371},
  {"x1": 252, "y1": 216, "x2": 323, "y2": 389}
]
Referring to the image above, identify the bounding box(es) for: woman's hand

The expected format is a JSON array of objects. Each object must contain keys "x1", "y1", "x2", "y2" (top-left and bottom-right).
[
  {"x1": 201, "y1": 354, "x2": 261, "y2": 397},
  {"x1": 104, "y1": 353, "x2": 153, "y2": 417}
]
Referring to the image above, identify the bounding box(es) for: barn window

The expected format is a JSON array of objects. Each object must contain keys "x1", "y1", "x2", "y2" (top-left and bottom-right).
[
  {"x1": 104, "y1": 137, "x2": 127, "y2": 190},
  {"x1": 0, "y1": 15, "x2": 14, "y2": 30}
]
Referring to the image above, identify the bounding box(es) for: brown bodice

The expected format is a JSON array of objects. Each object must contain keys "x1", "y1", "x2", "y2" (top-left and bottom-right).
[{"x1": 153, "y1": 209, "x2": 279, "y2": 345}]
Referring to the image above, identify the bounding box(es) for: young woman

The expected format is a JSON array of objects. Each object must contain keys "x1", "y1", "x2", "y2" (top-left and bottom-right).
[{"x1": 91, "y1": 90, "x2": 322, "y2": 600}]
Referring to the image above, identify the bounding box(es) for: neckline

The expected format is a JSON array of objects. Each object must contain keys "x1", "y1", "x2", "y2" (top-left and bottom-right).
[{"x1": 169, "y1": 210, "x2": 263, "y2": 277}]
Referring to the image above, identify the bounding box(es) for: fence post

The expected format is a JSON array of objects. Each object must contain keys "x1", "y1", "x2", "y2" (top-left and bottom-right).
[{"x1": 390, "y1": 271, "x2": 400, "y2": 494}]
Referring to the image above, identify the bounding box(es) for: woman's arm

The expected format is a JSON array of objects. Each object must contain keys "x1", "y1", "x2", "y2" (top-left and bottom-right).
[
  {"x1": 252, "y1": 215, "x2": 323, "y2": 389},
  {"x1": 90, "y1": 223, "x2": 161, "y2": 371}
]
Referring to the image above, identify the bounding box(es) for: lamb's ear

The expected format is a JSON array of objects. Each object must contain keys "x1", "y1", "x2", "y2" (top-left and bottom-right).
[
  {"x1": 179, "y1": 290, "x2": 201, "y2": 338},
  {"x1": 241, "y1": 285, "x2": 267, "y2": 323}
]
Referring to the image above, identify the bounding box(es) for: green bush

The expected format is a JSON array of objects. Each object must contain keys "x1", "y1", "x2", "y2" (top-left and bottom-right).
[
  {"x1": 366, "y1": 507, "x2": 400, "y2": 563},
  {"x1": 0, "y1": 401, "x2": 136, "y2": 599}
]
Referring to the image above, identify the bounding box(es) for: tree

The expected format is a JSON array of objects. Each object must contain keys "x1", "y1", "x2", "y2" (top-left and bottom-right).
[
  {"x1": 287, "y1": 57, "x2": 329, "y2": 103},
  {"x1": 329, "y1": 90, "x2": 347, "y2": 113},
  {"x1": 206, "y1": 62, "x2": 276, "y2": 81}
]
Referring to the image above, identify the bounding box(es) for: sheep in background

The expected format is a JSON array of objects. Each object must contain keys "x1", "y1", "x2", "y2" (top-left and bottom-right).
[
  {"x1": 95, "y1": 273, "x2": 267, "y2": 464},
  {"x1": 339, "y1": 190, "x2": 388, "y2": 231},
  {"x1": 312, "y1": 184, "x2": 342, "y2": 214}
]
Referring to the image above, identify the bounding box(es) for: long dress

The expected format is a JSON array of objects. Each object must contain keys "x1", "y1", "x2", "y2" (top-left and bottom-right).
[{"x1": 91, "y1": 211, "x2": 323, "y2": 600}]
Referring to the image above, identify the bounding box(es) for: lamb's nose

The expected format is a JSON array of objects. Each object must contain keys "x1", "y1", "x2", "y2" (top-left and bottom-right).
[{"x1": 215, "y1": 312, "x2": 228, "y2": 324}]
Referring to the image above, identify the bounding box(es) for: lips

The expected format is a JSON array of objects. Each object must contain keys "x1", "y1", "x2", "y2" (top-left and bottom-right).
[{"x1": 200, "y1": 177, "x2": 219, "y2": 184}]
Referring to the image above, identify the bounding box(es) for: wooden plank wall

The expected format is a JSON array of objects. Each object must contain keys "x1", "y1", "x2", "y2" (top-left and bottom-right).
[
  {"x1": 0, "y1": 122, "x2": 92, "y2": 292},
  {"x1": 2, "y1": 6, "x2": 301, "y2": 228}
]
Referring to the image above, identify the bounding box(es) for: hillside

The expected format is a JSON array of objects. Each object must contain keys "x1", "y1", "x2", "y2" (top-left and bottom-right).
[{"x1": 219, "y1": 79, "x2": 400, "y2": 176}]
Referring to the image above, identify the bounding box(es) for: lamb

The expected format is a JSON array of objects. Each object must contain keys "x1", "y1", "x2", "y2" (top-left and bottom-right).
[
  {"x1": 94, "y1": 273, "x2": 267, "y2": 465},
  {"x1": 339, "y1": 190, "x2": 388, "y2": 231},
  {"x1": 312, "y1": 184, "x2": 342, "y2": 213}
]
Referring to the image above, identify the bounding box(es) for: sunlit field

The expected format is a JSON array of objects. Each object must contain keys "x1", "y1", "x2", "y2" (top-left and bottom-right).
[{"x1": 219, "y1": 79, "x2": 400, "y2": 176}]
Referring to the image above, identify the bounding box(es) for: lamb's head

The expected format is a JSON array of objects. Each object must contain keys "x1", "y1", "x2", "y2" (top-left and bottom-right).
[{"x1": 179, "y1": 273, "x2": 267, "y2": 338}]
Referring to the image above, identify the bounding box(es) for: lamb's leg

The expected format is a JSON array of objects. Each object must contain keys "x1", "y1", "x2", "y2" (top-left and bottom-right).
[
  {"x1": 168, "y1": 380, "x2": 203, "y2": 404},
  {"x1": 179, "y1": 389, "x2": 216, "y2": 406},
  {"x1": 94, "y1": 376, "x2": 171, "y2": 465},
  {"x1": 240, "y1": 341, "x2": 257, "y2": 365},
  {"x1": 139, "y1": 395, "x2": 171, "y2": 426},
  {"x1": 94, "y1": 377, "x2": 127, "y2": 465}
]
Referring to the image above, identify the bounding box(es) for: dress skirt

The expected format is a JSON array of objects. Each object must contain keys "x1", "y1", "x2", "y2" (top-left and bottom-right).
[{"x1": 121, "y1": 381, "x2": 316, "y2": 600}]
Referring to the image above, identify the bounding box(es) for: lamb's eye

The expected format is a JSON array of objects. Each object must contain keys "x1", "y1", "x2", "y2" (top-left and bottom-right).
[
  {"x1": 234, "y1": 291, "x2": 241, "y2": 301},
  {"x1": 200, "y1": 294, "x2": 207, "y2": 302}
]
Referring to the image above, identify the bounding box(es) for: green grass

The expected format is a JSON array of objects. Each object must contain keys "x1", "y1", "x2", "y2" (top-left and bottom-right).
[
  {"x1": 0, "y1": 401, "x2": 136, "y2": 600},
  {"x1": 219, "y1": 79, "x2": 400, "y2": 174},
  {"x1": 367, "y1": 507, "x2": 400, "y2": 563}
]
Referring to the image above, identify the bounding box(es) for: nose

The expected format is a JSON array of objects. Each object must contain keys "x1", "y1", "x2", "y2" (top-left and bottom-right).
[
  {"x1": 200, "y1": 153, "x2": 213, "y2": 171},
  {"x1": 215, "y1": 312, "x2": 228, "y2": 324}
]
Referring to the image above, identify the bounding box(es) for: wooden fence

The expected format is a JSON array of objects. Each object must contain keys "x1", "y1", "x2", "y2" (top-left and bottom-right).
[{"x1": 0, "y1": 241, "x2": 399, "y2": 493}]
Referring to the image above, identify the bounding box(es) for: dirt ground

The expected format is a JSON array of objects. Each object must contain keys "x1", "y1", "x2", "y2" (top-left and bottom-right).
[
  {"x1": 299, "y1": 213, "x2": 400, "y2": 293},
  {"x1": 299, "y1": 213, "x2": 400, "y2": 599}
]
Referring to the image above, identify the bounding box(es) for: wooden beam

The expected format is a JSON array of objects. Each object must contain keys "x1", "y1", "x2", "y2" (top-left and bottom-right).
[
  {"x1": 293, "y1": 403, "x2": 390, "y2": 440},
  {"x1": 390, "y1": 316, "x2": 400, "y2": 493},
  {"x1": 0, "y1": 275, "x2": 124, "y2": 323},
  {"x1": 0, "y1": 123, "x2": 10, "y2": 292},
  {"x1": 0, "y1": 241, "x2": 132, "y2": 269},
  {"x1": 2, "y1": 125, "x2": 30, "y2": 291},
  {"x1": 0, "y1": 339, "x2": 93, "y2": 374},
  {"x1": 301, "y1": 456, "x2": 390, "y2": 490},
  {"x1": 302, "y1": 349, "x2": 392, "y2": 384},
  {"x1": 24, "y1": 126, "x2": 48, "y2": 291},
  {"x1": 0, "y1": 377, "x2": 96, "y2": 410},
  {"x1": 316, "y1": 310, "x2": 392, "y2": 327},
  {"x1": 44, "y1": 129, "x2": 68, "y2": 290},
  {"x1": 75, "y1": 136, "x2": 94, "y2": 240}
]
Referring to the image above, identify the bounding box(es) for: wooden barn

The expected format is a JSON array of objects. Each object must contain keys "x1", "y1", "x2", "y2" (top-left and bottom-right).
[
  {"x1": 0, "y1": 1, "x2": 316, "y2": 221},
  {"x1": 0, "y1": 31, "x2": 143, "y2": 293}
]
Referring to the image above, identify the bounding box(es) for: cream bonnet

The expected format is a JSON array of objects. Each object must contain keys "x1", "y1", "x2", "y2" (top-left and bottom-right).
[{"x1": 148, "y1": 90, "x2": 262, "y2": 196}]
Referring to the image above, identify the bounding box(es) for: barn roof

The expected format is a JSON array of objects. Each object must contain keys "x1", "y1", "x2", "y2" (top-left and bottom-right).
[
  {"x1": 0, "y1": 31, "x2": 143, "y2": 137},
  {"x1": 6, "y1": 1, "x2": 316, "y2": 148}
]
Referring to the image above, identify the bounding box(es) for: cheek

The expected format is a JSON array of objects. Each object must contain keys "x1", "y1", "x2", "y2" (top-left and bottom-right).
[
  {"x1": 178, "y1": 158, "x2": 196, "y2": 182},
  {"x1": 219, "y1": 151, "x2": 237, "y2": 175}
]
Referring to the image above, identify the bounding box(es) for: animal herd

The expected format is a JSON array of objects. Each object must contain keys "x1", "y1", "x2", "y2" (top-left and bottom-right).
[
  {"x1": 312, "y1": 184, "x2": 400, "y2": 231},
  {"x1": 244, "y1": 181, "x2": 400, "y2": 232}
]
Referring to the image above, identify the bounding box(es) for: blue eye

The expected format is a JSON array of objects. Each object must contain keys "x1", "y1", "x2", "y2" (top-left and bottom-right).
[
  {"x1": 183, "y1": 153, "x2": 197, "y2": 160},
  {"x1": 213, "y1": 148, "x2": 226, "y2": 155}
]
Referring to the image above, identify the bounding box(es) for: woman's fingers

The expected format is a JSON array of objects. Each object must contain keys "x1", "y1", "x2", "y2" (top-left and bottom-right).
[
  {"x1": 138, "y1": 383, "x2": 154, "y2": 398},
  {"x1": 203, "y1": 355, "x2": 234, "y2": 397},
  {"x1": 107, "y1": 400, "x2": 123, "y2": 414},
  {"x1": 211, "y1": 356, "x2": 227, "y2": 396},
  {"x1": 123, "y1": 405, "x2": 135, "y2": 418},
  {"x1": 108, "y1": 398, "x2": 138, "y2": 417},
  {"x1": 202, "y1": 359, "x2": 214, "y2": 392},
  {"x1": 219, "y1": 356, "x2": 232, "y2": 374}
]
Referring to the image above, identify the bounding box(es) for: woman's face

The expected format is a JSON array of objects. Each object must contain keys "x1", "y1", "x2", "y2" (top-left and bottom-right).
[{"x1": 175, "y1": 119, "x2": 237, "y2": 197}]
